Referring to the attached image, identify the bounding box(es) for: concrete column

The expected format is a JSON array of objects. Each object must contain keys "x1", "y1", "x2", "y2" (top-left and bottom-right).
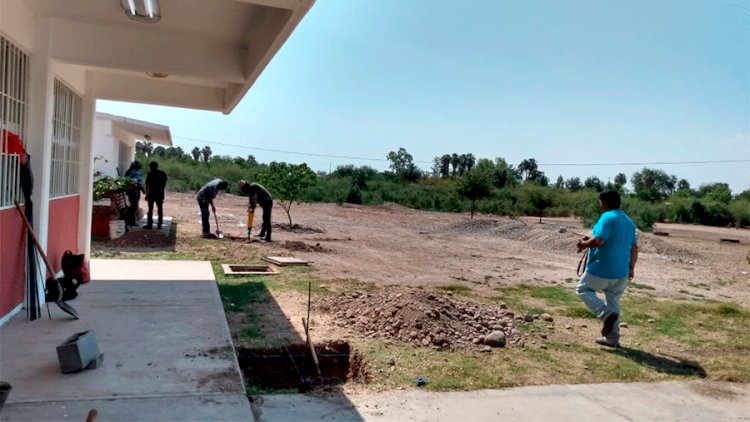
[
  {"x1": 25, "y1": 17, "x2": 54, "y2": 248},
  {"x1": 78, "y1": 72, "x2": 95, "y2": 257}
]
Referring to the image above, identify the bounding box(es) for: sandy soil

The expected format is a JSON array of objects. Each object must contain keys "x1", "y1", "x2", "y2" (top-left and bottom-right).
[{"x1": 157, "y1": 192, "x2": 749, "y2": 306}]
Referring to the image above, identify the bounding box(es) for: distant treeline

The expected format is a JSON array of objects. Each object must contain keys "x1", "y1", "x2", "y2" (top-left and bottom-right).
[{"x1": 134, "y1": 145, "x2": 750, "y2": 231}]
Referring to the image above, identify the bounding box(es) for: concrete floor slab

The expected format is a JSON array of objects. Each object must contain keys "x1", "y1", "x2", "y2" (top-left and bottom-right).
[
  {"x1": 1, "y1": 260, "x2": 252, "y2": 421},
  {"x1": 254, "y1": 381, "x2": 750, "y2": 422},
  {"x1": 89, "y1": 259, "x2": 215, "y2": 281}
]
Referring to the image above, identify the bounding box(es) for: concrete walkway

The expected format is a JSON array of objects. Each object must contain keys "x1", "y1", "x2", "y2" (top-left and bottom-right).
[
  {"x1": 254, "y1": 381, "x2": 749, "y2": 421},
  {"x1": 0, "y1": 260, "x2": 252, "y2": 421}
]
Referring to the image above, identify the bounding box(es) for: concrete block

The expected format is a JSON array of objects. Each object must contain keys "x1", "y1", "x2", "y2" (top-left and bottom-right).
[{"x1": 56, "y1": 331, "x2": 100, "y2": 374}]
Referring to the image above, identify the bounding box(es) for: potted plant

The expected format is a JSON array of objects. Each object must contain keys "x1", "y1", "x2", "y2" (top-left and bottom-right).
[{"x1": 92, "y1": 176, "x2": 135, "y2": 238}]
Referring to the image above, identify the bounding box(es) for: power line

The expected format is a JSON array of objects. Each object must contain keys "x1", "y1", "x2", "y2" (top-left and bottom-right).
[
  {"x1": 172, "y1": 135, "x2": 750, "y2": 167},
  {"x1": 538, "y1": 159, "x2": 750, "y2": 166}
]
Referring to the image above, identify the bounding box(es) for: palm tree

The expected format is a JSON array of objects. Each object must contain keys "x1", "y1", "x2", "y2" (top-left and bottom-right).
[
  {"x1": 201, "y1": 146, "x2": 212, "y2": 162},
  {"x1": 191, "y1": 147, "x2": 201, "y2": 161}
]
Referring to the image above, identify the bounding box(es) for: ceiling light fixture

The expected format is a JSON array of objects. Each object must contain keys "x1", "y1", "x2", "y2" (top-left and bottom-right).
[{"x1": 121, "y1": 0, "x2": 161, "y2": 23}]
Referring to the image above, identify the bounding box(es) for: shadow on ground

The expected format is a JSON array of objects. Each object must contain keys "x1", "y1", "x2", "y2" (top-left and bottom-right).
[{"x1": 608, "y1": 347, "x2": 707, "y2": 378}]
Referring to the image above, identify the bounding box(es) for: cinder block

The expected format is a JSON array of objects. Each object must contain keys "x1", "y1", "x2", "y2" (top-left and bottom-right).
[{"x1": 57, "y1": 331, "x2": 100, "y2": 374}]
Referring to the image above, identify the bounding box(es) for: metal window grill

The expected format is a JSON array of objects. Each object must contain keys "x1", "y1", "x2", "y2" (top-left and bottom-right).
[
  {"x1": 0, "y1": 36, "x2": 29, "y2": 209},
  {"x1": 50, "y1": 79, "x2": 82, "y2": 198}
]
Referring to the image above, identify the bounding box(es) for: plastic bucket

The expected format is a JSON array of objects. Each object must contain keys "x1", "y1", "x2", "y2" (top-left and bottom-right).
[{"x1": 109, "y1": 220, "x2": 126, "y2": 240}]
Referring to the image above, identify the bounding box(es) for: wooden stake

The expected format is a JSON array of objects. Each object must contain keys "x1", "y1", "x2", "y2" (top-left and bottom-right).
[{"x1": 302, "y1": 317, "x2": 322, "y2": 378}]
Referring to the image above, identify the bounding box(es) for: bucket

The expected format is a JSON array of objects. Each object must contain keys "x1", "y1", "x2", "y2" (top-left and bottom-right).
[
  {"x1": 0, "y1": 381, "x2": 11, "y2": 410},
  {"x1": 109, "y1": 220, "x2": 126, "y2": 240}
]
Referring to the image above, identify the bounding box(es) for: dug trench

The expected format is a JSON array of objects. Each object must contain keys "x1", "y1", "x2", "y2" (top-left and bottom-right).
[{"x1": 237, "y1": 340, "x2": 370, "y2": 391}]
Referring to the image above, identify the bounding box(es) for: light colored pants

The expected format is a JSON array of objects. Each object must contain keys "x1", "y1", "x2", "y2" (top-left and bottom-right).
[{"x1": 576, "y1": 272, "x2": 628, "y2": 341}]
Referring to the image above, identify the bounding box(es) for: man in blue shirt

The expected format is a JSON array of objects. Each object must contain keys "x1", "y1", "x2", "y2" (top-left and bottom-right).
[{"x1": 576, "y1": 190, "x2": 639, "y2": 347}]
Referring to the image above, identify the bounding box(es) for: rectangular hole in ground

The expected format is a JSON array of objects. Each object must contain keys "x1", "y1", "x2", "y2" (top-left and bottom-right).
[
  {"x1": 229, "y1": 265, "x2": 274, "y2": 273},
  {"x1": 237, "y1": 340, "x2": 368, "y2": 390}
]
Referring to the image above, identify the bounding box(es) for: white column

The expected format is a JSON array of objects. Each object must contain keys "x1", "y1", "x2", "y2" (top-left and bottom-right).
[
  {"x1": 78, "y1": 72, "x2": 95, "y2": 257},
  {"x1": 25, "y1": 17, "x2": 54, "y2": 253},
  {"x1": 24, "y1": 17, "x2": 54, "y2": 306}
]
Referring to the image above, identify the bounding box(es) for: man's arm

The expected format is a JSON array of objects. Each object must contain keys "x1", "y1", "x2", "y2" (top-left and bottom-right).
[
  {"x1": 577, "y1": 236, "x2": 604, "y2": 253},
  {"x1": 629, "y1": 245, "x2": 639, "y2": 279}
]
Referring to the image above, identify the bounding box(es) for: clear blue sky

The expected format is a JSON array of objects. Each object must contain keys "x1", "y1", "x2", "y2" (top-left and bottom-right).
[{"x1": 97, "y1": 0, "x2": 750, "y2": 193}]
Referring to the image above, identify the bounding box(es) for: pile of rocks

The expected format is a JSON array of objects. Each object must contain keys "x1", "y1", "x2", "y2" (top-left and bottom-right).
[{"x1": 317, "y1": 289, "x2": 526, "y2": 350}]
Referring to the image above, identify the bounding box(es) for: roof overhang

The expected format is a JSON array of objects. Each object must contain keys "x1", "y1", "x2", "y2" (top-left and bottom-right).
[
  {"x1": 25, "y1": 0, "x2": 314, "y2": 114},
  {"x1": 96, "y1": 112, "x2": 172, "y2": 146}
]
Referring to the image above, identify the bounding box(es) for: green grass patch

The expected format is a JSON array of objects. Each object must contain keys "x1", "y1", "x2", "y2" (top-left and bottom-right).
[
  {"x1": 438, "y1": 284, "x2": 473, "y2": 295},
  {"x1": 629, "y1": 282, "x2": 656, "y2": 290}
]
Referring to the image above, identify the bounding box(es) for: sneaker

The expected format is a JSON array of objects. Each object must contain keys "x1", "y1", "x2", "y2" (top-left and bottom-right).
[
  {"x1": 143, "y1": 225, "x2": 153, "y2": 230},
  {"x1": 202, "y1": 233, "x2": 214, "y2": 239},
  {"x1": 595, "y1": 337, "x2": 620, "y2": 348},
  {"x1": 601, "y1": 312, "x2": 619, "y2": 337}
]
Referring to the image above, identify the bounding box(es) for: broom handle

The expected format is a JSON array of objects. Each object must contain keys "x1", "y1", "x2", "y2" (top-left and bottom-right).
[{"x1": 15, "y1": 201, "x2": 57, "y2": 280}]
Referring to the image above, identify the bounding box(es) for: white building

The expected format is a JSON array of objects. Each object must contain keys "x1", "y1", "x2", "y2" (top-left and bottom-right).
[
  {"x1": 93, "y1": 112, "x2": 172, "y2": 178},
  {"x1": 0, "y1": 0, "x2": 314, "y2": 323}
]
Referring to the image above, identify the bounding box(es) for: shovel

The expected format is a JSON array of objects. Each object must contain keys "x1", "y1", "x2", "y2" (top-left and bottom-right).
[{"x1": 213, "y1": 211, "x2": 224, "y2": 239}]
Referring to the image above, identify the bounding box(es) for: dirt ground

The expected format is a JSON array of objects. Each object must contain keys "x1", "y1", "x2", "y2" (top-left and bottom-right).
[{"x1": 101, "y1": 192, "x2": 750, "y2": 346}]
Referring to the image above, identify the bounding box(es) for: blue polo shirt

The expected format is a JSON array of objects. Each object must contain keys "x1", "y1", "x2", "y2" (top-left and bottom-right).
[{"x1": 586, "y1": 209, "x2": 637, "y2": 279}]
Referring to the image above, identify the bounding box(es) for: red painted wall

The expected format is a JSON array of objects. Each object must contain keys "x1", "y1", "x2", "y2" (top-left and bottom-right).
[
  {"x1": 0, "y1": 206, "x2": 26, "y2": 319},
  {"x1": 47, "y1": 195, "x2": 80, "y2": 275}
]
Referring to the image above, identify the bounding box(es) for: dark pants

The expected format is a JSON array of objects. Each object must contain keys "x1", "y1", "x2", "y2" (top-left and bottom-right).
[
  {"x1": 258, "y1": 201, "x2": 272, "y2": 241},
  {"x1": 147, "y1": 198, "x2": 164, "y2": 228},
  {"x1": 198, "y1": 200, "x2": 211, "y2": 234},
  {"x1": 126, "y1": 191, "x2": 140, "y2": 226}
]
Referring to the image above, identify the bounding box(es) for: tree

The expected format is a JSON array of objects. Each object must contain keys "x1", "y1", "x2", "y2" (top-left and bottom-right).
[
  {"x1": 631, "y1": 168, "x2": 677, "y2": 201},
  {"x1": 439, "y1": 154, "x2": 451, "y2": 178},
  {"x1": 518, "y1": 158, "x2": 538, "y2": 181},
  {"x1": 153, "y1": 146, "x2": 166, "y2": 157},
  {"x1": 257, "y1": 162, "x2": 317, "y2": 227},
  {"x1": 677, "y1": 179, "x2": 691, "y2": 191},
  {"x1": 136, "y1": 141, "x2": 153, "y2": 157},
  {"x1": 455, "y1": 169, "x2": 492, "y2": 219},
  {"x1": 386, "y1": 147, "x2": 421, "y2": 181},
  {"x1": 191, "y1": 147, "x2": 201, "y2": 161},
  {"x1": 201, "y1": 146, "x2": 213, "y2": 162},
  {"x1": 246, "y1": 155, "x2": 258, "y2": 166},
  {"x1": 521, "y1": 185, "x2": 555, "y2": 223},
  {"x1": 450, "y1": 153, "x2": 460, "y2": 176},
  {"x1": 614, "y1": 173, "x2": 627, "y2": 188},
  {"x1": 555, "y1": 175, "x2": 565, "y2": 189},
  {"x1": 565, "y1": 177, "x2": 582, "y2": 192},
  {"x1": 701, "y1": 183, "x2": 732, "y2": 204},
  {"x1": 584, "y1": 176, "x2": 604, "y2": 192},
  {"x1": 528, "y1": 170, "x2": 548, "y2": 186}
]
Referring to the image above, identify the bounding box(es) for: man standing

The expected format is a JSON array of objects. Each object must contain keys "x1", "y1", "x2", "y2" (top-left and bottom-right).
[
  {"x1": 144, "y1": 161, "x2": 168, "y2": 229},
  {"x1": 124, "y1": 161, "x2": 144, "y2": 227},
  {"x1": 239, "y1": 181, "x2": 273, "y2": 242},
  {"x1": 576, "y1": 190, "x2": 638, "y2": 348},
  {"x1": 196, "y1": 178, "x2": 229, "y2": 238}
]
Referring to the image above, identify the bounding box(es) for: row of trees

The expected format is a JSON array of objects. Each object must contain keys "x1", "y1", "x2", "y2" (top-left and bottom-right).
[{"x1": 134, "y1": 142, "x2": 749, "y2": 231}]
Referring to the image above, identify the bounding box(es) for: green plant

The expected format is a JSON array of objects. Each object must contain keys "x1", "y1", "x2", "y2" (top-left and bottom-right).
[
  {"x1": 93, "y1": 176, "x2": 135, "y2": 201},
  {"x1": 257, "y1": 162, "x2": 318, "y2": 226}
]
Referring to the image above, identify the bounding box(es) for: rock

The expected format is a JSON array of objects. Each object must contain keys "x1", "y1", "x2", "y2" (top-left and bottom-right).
[
  {"x1": 565, "y1": 324, "x2": 572, "y2": 330},
  {"x1": 558, "y1": 227, "x2": 567, "y2": 233},
  {"x1": 541, "y1": 313, "x2": 554, "y2": 322},
  {"x1": 540, "y1": 344, "x2": 548, "y2": 350},
  {"x1": 388, "y1": 357, "x2": 396, "y2": 366},
  {"x1": 421, "y1": 337, "x2": 431, "y2": 347},
  {"x1": 524, "y1": 314, "x2": 534, "y2": 322},
  {"x1": 479, "y1": 345, "x2": 492, "y2": 353},
  {"x1": 619, "y1": 322, "x2": 629, "y2": 328},
  {"x1": 697, "y1": 321, "x2": 704, "y2": 327},
  {"x1": 478, "y1": 335, "x2": 486, "y2": 344},
  {"x1": 472, "y1": 338, "x2": 481, "y2": 345},
  {"x1": 579, "y1": 323, "x2": 588, "y2": 328},
  {"x1": 492, "y1": 325, "x2": 504, "y2": 331},
  {"x1": 483, "y1": 331, "x2": 507, "y2": 348},
  {"x1": 532, "y1": 314, "x2": 540, "y2": 320},
  {"x1": 647, "y1": 319, "x2": 655, "y2": 324},
  {"x1": 540, "y1": 334, "x2": 548, "y2": 339},
  {"x1": 499, "y1": 302, "x2": 507, "y2": 309}
]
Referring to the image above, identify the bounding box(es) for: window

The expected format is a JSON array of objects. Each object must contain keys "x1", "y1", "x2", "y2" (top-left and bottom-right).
[
  {"x1": 0, "y1": 36, "x2": 29, "y2": 208},
  {"x1": 50, "y1": 80, "x2": 82, "y2": 198}
]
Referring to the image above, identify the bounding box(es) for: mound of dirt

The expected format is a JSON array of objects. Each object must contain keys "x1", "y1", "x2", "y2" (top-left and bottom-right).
[
  {"x1": 282, "y1": 241, "x2": 330, "y2": 253},
  {"x1": 111, "y1": 228, "x2": 174, "y2": 248},
  {"x1": 637, "y1": 234, "x2": 703, "y2": 262},
  {"x1": 316, "y1": 289, "x2": 524, "y2": 350},
  {"x1": 444, "y1": 219, "x2": 580, "y2": 255}
]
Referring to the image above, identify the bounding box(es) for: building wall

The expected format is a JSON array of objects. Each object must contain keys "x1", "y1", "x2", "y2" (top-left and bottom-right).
[
  {"x1": 0, "y1": 0, "x2": 35, "y2": 52},
  {"x1": 92, "y1": 119, "x2": 120, "y2": 177},
  {"x1": 0, "y1": 206, "x2": 26, "y2": 317},
  {"x1": 46, "y1": 196, "x2": 80, "y2": 275}
]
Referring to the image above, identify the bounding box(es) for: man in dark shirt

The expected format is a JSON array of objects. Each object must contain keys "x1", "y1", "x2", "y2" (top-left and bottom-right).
[
  {"x1": 197, "y1": 178, "x2": 229, "y2": 237},
  {"x1": 144, "y1": 161, "x2": 168, "y2": 229},
  {"x1": 239, "y1": 181, "x2": 273, "y2": 242}
]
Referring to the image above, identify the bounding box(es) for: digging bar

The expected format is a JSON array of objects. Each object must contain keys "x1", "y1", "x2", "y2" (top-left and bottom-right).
[
  {"x1": 14, "y1": 201, "x2": 79, "y2": 319},
  {"x1": 302, "y1": 317, "x2": 322, "y2": 378}
]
